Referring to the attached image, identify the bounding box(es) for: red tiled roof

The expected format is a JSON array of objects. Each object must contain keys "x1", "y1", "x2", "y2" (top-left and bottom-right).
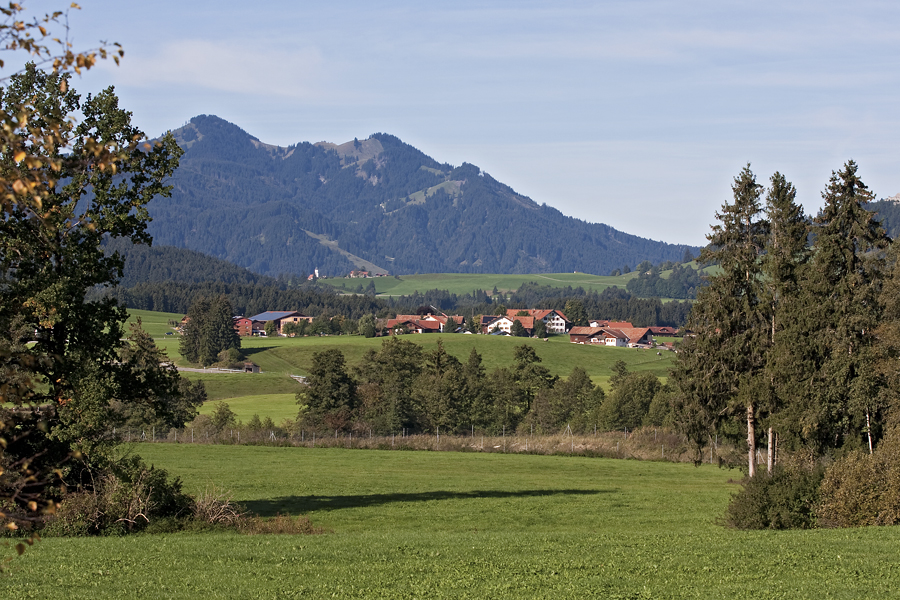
[
  {"x1": 649, "y1": 326, "x2": 679, "y2": 335},
  {"x1": 386, "y1": 318, "x2": 443, "y2": 332},
  {"x1": 617, "y1": 327, "x2": 652, "y2": 343},
  {"x1": 569, "y1": 326, "x2": 604, "y2": 336},
  {"x1": 512, "y1": 316, "x2": 534, "y2": 329}
]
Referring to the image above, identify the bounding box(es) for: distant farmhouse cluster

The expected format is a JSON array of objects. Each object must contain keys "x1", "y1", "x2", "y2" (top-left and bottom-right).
[
  {"x1": 305, "y1": 268, "x2": 391, "y2": 281},
  {"x1": 479, "y1": 309, "x2": 570, "y2": 336},
  {"x1": 219, "y1": 307, "x2": 681, "y2": 349},
  {"x1": 386, "y1": 313, "x2": 465, "y2": 334},
  {"x1": 233, "y1": 311, "x2": 314, "y2": 336},
  {"x1": 569, "y1": 322, "x2": 679, "y2": 348}
]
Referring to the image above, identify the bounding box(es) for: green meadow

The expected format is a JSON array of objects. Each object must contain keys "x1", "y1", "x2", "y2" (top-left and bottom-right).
[
  {"x1": 323, "y1": 271, "x2": 638, "y2": 296},
  {"x1": 125, "y1": 308, "x2": 183, "y2": 338},
  {"x1": 196, "y1": 393, "x2": 298, "y2": 423},
  {"x1": 160, "y1": 329, "x2": 676, "y2": 422},
  {"x1": 4, "y1": 445, "x2": 898, "y2": 599}
]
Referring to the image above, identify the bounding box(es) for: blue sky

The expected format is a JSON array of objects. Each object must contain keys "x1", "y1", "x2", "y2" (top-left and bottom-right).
[{"x1": 25, "y1": 0, "x2": 900, "y2": 245}]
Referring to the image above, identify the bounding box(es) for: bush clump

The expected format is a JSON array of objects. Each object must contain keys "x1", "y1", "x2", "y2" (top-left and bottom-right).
[
  {"x1": 44, "y1": 455, "x2": 192, "y2": 536},
  {"x1": 817, "y1": 428, "x2": 900, "y2": 528},
  {"x1": 723, "y1": 462, "x2": 826, "y2": 530}
]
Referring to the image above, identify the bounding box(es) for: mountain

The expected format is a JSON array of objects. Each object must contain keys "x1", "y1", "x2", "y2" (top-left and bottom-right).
[
  {"x1": 869, "y1": 196, "x2": 900, "y2": 240},
  {"x1": 146, "y1": 115, "x2": 699, "y2": 277}
]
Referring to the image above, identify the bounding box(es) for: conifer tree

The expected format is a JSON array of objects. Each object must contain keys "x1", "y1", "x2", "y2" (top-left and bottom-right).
[
  {"x1": 761, "y1": 172, "x2": 808, "y2": 470},
  {"x1": 777, "y1": 161, "x2": 889, "y2": 452},
  {"x1": 672, "y1": 165, "x2": 769, "y2": 474},
  {"x1": 179, "y1": 296, "x2": 240, "y2": 366}
]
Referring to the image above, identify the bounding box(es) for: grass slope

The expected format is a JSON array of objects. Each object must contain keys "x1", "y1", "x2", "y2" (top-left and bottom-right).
[
  {"x1": 196, "y1": 393, "x2": 299, "y2": 423},
  {"x1": 125, "y1": 308, "x2": 183, "y2": 338},
  {"x1": 4, "y1": 445, "x2": 899, "y2": 599},
  {"x1": 324, "y1": 271, "x2": 638, "y2": 296},
  {"x1": 134, "y1": 309, "x2": 675, "y2": 426}
]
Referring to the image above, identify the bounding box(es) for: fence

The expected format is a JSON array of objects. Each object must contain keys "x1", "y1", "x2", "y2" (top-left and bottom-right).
[{"x1": 114, "y1": 425, "x2": 741, "y2": 465}]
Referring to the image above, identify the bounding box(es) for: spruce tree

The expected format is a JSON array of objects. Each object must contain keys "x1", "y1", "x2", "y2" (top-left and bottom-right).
[
  {"x1": 761, "y1": 172, "x2": 808, "y2": 470},
  {"x1": 778, "y1": 161, "x2": 889, "y2": 452},
  {"x1": 672, "y1": 165, "x2": 769, "y2": 474}
]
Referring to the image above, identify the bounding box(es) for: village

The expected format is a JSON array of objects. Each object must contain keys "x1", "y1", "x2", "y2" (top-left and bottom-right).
[{"x1": 205, "y1": 308, "x2": 681, "y2": 349}]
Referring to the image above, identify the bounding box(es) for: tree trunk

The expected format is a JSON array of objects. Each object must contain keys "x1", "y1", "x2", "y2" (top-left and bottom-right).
[
  {"x1": 767, "y1": 426, "x2": 774, "y2": 474},
  {"x1": 867, "y1": 411, "x2": 873, "y2": 454},
  {"x1": 747, "y1": 403, "x2": 756, "y2": 478}
]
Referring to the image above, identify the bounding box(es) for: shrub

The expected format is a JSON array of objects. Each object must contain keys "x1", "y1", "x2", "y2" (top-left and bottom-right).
[
  {"x1": 723, "y1": 462, "x2": 825, "y2": 530},
  {"x1": 192, "y1": 486, "x2": 246, "y2": 527},
  {"x1": 817, "y1": 428, "x2": 900, "y2": 528},
  {"x1": 43, "y1": 455, "x2": 192, "y2": 536}
]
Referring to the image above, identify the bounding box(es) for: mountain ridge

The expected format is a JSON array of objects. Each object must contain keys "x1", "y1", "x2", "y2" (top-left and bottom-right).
[{"x1": 146, "y1": 115, "x2": 699, "y2": 277}]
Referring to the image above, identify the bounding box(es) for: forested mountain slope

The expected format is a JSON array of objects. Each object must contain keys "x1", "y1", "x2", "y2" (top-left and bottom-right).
[
  {"x1": 869, "y1": 196, "x2": 900, "y2": 239},
  {"x1": 147, "y1": 115, "x2": 698, "y2": 277},
  {"x1": 104, "y1": 238, "x2": 274, "y2": 288}
]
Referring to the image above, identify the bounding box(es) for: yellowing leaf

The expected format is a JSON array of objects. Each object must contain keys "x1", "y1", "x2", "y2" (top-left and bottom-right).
[{"x1": 13, "y1": 150, "x2": 26, "y2": 163}]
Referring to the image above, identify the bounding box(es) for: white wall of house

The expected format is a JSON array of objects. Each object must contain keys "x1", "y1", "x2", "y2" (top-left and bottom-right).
[
  {"x1": 543, "y1": 312, "x2": 569, "y2": 333},
  {"x1": 493, "y1": 317, "x2": 514, "y2": 333}
]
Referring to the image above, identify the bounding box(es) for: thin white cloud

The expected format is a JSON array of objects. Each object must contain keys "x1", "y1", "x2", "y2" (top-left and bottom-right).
[{"x1": 106, "y1": 39, "x2": 327, "y2": 99}]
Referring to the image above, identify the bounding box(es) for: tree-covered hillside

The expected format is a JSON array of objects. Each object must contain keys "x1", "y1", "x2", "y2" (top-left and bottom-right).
[
  {"x1": 104, "y1": 238, "x2": 274, "y2": 287},
  {"x1": 868, "y1": 197, "x2": 900, "y2": 239},
  {"x1": 146, "y1": 115, "x2": 698, "y2": 277}
]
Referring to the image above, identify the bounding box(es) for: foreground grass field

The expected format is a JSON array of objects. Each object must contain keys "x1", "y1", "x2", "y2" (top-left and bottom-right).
[{"x1": 4, "y1": 445, "x2": 899, "y2": 598}]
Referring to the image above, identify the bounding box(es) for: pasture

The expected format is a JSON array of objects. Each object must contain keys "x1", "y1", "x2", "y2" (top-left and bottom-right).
[
  {"x1": 124, "y1": 306, "x2": 676, "y2": 423},
  {"x1": 125, "y1": 308, "x2": 183, "y2": 338},
  {"x1": 196, "y1": 393, "x2": 298, "y2": 423},
  {"x1": 169, "y1": 332, "x2": 676, "y2": 421},
  {"x1": 323, "y1": 271, "x2": 637, "y2": 296},
  {"x1": 3, "y1": 445, "x2": 898, "y2": 598}
]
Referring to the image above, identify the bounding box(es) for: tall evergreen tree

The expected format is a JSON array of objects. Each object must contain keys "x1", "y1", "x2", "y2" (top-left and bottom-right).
[
  {"x1": 777, "y1": 161, "x2": 890, "y2": 452},
  {"x1": 761, "y1": 172, "x2": 808, "y2": 470},
  {"x1": 672, "y1": 165, "x2": 769, "y2": 475},
  {"x1": 298, "y1": 349, "x2": 358, "y2": 431},
  {"x1": 179, "y1": 296, "x2": 240, "y2": 366}
]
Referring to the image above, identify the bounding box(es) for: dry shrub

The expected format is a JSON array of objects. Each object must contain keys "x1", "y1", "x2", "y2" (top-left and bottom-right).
[
  {"x1": 238, "y1": 514, "x2": 326, "y2": 535},
  {"x1": 191, "y1": 487, "x2": 325, "y2": 534},
  {"x1": 45, "y1": 457, "x2": 191, "y2": 536},
  {"x1": 817, "y1": 428, "x2": 900, "y2": 528},
  {"x1": 192, "y1": 486, "x2": 247, "y2": 527}
]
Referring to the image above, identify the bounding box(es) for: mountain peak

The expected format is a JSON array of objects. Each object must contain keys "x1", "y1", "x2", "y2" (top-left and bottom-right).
[{"x1": 147, "y1": 115, "x2": 698, "y2": 277}]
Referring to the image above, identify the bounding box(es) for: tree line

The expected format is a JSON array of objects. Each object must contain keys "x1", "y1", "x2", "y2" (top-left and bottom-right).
[
  {"x1": 297, "y1": 339, "x2": 672, "y2": 436},
  {"x1": 671, "y1": 162, "x2": 900, "y2": 528}
]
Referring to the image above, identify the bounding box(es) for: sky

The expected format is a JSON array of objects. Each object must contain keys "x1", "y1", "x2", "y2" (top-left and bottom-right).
[{"x1": 15, "y1": 0, "x2": 899, "y2": 246}]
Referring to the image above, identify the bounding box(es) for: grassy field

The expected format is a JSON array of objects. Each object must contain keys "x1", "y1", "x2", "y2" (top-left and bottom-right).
[
  {"x1": 166, "y1": 332, "x2": 675, "y2": 420},
  {"x1": 323, "y1": 271, "x2": 638, "y2": 296},
  {"x1": 196, "y1": 393, "x2": 299, "y2": 423},
  {"x1": 125, "y1": 308, "x2": 183, "y2": 338},
  {"x1": 3, "y1": 445, "x2": 899, "y2": 598}
]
